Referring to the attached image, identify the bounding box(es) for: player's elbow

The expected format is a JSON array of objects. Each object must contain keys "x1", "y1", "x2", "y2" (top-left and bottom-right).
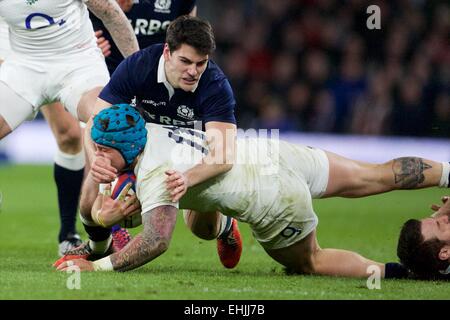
[
  {"x1": 157, "y1": 238, "x2": 171, "y2": 255},
  {"x1": 146, "y1": 234, "x2": 171, "y2": 258},
  {"x1": 79, "y1": 193, "x2": 95, "y2": 220}
]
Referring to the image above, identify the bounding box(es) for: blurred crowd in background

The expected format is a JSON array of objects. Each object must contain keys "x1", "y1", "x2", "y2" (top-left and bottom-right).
[{"x1": 198, "y1": 0, "x2": 449, "y2": 137}]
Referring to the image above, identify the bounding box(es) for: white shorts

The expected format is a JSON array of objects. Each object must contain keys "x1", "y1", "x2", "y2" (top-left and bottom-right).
[
  {"x1": 249, "y1": 144, "x2": 329, "y2": 250},
  {"x1": 0, "y1": 49, "x2": 109, "y2": 129}
]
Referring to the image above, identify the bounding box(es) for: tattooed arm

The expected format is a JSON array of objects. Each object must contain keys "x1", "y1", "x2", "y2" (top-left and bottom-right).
[
  {"x1": 85, "y1": 0, "x2": 139, "y2": 58},
  {"x1": 110, "y1": 206, "x2": 177, "y2": 271}
]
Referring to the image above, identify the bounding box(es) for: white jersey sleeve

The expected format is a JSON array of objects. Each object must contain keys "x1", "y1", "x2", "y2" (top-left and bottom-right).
[
  {"x1": 135, "y1": 124, "x2": 208, "y2": 215},
  {"x1": 0, "y1": 0, "x2": 97, "y2": 58},
  {"x1": 135, "y1": 123, "x2": 321, "y2": 250}
]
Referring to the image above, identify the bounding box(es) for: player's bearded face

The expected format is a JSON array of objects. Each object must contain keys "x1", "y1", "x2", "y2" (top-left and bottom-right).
[{"x1": 164, "y1": 43, "x2": 208, "y2": 91}]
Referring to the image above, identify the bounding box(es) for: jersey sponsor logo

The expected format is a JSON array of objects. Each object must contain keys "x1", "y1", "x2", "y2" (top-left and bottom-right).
[
  {"x1": 26, "y1": 0, "x2": 39, "y2": 5},
  {"x1": 154, "y1": 0, "x2": 171, "y2": 14},
  {"x1": 177, "y1": 105, "x2": 194, "y2": 120},
  {"x1": 141, "y1": 110, "x2": 196, "y2": 127},
  {"x1": 132, "y1": 18, "x2": 171, "y2": 35},
  {"x1": 25, "y1": 13, "x2": 66, "y2": 30}
]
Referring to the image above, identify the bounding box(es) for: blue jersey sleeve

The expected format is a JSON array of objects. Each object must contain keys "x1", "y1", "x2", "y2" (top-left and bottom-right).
[
  {"x1": 99, "y1": 51, "x2": 146, "y2": 105},
  {"x1": 201, "y1": 78, "x2": 236, "y2": 125}
]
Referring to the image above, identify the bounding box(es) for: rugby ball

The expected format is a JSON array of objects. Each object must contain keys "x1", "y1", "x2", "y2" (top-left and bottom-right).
[{"x1": 111, "y1": 171, "x2": 142, "y2": 228}]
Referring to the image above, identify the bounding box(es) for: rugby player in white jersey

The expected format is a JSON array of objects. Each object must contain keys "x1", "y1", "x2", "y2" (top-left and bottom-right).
[
  {"x1": 0, "y1": 16, "x2": 86, "y2": 255},
  {"x1": 0, "y1": 17, "x2": 10, "y2": 64},
  {"x1": 55, "y1": 105, "x2": 450, "y2": 278},
  {"x1": 0, "y1": 1, "x2": 139, "y2": 254}
]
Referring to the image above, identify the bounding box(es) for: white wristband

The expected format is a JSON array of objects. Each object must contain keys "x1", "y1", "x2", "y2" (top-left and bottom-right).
[{"x1": 92, "y1": 256, "x2": 114, "y2": 271}]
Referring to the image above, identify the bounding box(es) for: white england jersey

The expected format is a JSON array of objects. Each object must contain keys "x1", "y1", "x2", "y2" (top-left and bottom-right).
[
  {"x1": 136, "y1": 124, "x2": 324, "y2": 249},
  {"x1": 0, "y1": 0, "x2": 96, "y2": 57}
]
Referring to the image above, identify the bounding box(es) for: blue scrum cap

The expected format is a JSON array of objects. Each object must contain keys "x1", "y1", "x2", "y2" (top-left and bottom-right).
[{"x1": 91, "y1": 104, "x2": 147, "y2": 165}]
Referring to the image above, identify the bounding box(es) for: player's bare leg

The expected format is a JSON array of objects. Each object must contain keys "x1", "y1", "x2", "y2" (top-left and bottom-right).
[
  {"x1": 183, "y1": 210, "x2": 221, "y2": 240},
  {"x1": 265, "y1": 230, "x2": 385, "y2": 278},
  {"x1": 184, "y1": 210, "x2": 242, "y2": 268},
  {"x1": 323, "y1": 151, "x2": 444, "y2": 198},
  {"x1": 41, "y1": 103, "x2": 84, "y2": 255}
]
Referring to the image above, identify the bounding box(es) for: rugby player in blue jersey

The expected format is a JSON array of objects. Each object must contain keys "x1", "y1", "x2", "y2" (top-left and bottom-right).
[{"x1": 58, "y1": 16, "x2": 242, "y2": 269}]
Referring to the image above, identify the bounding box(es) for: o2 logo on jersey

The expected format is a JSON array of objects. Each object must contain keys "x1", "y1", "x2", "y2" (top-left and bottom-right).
[
  {"x1": 154, "y1": 0, "x2": 171, "y2": 14},
  {"x1": 25, "y1": 13, "x2": 66, "y2": 30}
]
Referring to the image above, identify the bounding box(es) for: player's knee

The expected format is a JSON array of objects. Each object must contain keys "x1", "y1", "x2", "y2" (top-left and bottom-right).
[
  {"x1": 293, "y1": 258, "x2": 317, "y2": 275},
  {"x1": 54, "y1": 124, "x2": 82, "y2": 153},
  {"x1": 184, "y1": 210, "x2": 218, "y2": 240},
  {"x1": 0, "y1": 115, "x2": 12, "y2": 139}
]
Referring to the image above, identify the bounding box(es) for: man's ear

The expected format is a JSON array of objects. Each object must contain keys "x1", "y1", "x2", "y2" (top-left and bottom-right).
[{"x1": 438, "y1": 245, "x2": 450, "y2": 261}]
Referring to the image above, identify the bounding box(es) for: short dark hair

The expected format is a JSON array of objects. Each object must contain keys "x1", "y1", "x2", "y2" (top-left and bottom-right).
[
  {"x1": 397, "y1": 219, "x2": 449, "y2": 279},
  {"x1": 166, "y1": 15, "x2": 216, "y2": 56}
]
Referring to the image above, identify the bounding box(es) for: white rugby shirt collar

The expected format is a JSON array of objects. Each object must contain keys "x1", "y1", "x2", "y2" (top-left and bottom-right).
[{"x1": 157, "y1": 54, "x2": 202, "y2": 99}]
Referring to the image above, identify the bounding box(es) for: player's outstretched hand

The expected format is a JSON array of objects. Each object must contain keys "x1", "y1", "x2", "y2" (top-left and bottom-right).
[
  {"x1": 94, "y1": 30, "x2": 111, "y2": 57},
  {"x1": 431, "y1": 196, "x2": 450, "y2": 217},
  {"x1": 165, "y1": 170, "x2": 189, "y2": 202},
  {"x1": 56, "y1": 259, "x2": 95, "y2": 272}
]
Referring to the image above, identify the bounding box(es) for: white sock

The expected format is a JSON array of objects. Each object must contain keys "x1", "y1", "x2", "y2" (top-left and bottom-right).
[
  {"x1": 439, "y1": 162, "x2": 450, "y2": 188},
  {"x1": 79, "y1": 213, "x2": 97, "y2": 227},
  {"x1": 89, "y1": 236, "x2": 112, "y2": 255},
  {"x1": 217, "y1": 214, "x2": 232, "y2": 238},
  {"x1": 54, "y1": 149, "x2": 85, "y2": 171}
]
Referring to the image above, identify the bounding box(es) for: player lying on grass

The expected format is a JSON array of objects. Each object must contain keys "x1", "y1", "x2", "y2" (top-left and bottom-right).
[
  {"x1": 55, "y1": 104, "x2": 450, "y2": 278},
  {"x1": 397, "y1": 195, "x2": 450, "y2": 280}
]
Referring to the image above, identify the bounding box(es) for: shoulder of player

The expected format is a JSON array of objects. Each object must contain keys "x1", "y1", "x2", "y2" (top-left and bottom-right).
[{"x1": 126, "y1": 0, "x2": 193, "y2": 18}]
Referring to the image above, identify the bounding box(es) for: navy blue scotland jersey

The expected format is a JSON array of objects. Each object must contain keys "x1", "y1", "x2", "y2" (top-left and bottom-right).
[
  {"x1": 99, "y1": 44, "x2": 236, "y2": 129},
  {"x1": 89, "y1": 0, "x2": 196, "y2": 74}
]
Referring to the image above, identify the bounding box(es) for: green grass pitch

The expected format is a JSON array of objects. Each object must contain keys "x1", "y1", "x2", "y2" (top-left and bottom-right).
[{"x1": 0, "y1": 165, "x2": 448, "y2": 300}]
